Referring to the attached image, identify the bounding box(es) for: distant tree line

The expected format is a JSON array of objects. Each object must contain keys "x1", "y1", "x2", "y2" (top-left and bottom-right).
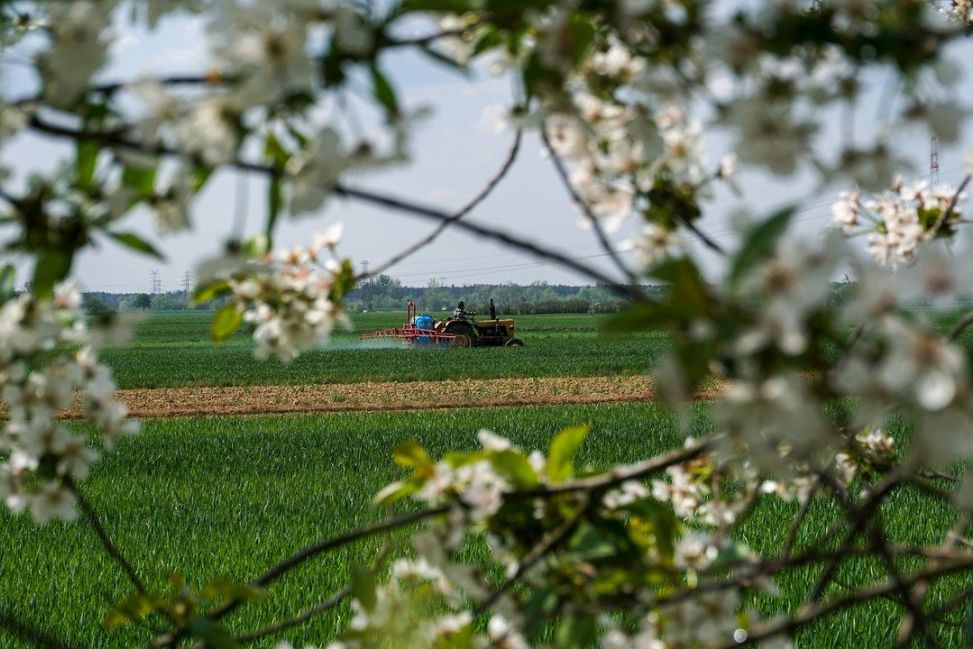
[
  {"x1": 81, "y1": 278, "x2": 899, "y2": 317},
  {"x1": 81, "y1": 291, "x2": 217, "y2": 315},
  {"x1": 346, "y1": 275, "x2": 655, "y2": 314}
]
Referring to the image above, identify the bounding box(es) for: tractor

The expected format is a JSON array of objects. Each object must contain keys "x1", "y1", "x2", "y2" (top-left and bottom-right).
[
  {"x1": 435, "y1": 299, "x2": 523, "y2": 348},
  {"x1": 359, "y1": 299, "x2": 523, "y2": 348}
]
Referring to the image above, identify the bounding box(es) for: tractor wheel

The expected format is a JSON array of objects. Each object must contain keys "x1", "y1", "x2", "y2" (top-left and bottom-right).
[
  {"x1": 504, "y1": 338, "x2": 524, "y2": 347},
  {"x1": 444, "y1": 320, "x2": 477, "y2": 347}
]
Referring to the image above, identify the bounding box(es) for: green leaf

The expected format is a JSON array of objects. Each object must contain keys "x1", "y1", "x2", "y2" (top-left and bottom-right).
[
  {"x1": 373, "y1": 479, "x2": 419, "y2": 506},
  {"x1": 416, "y1": 44, "x2": 470, "y2": 74},
  {"x1": 102, "y1": 592, "x2": 159, "y2": 630},
  {"x1": 199, "y1": 578, "x2": 265, "y2": 603},
  {"x1": 106, "y1": 231, "x2": 165, "y2": 261},
  {"x1": 436, "y1": 620, "x2": 474, "y2": 649},
  {"x1": 472, "y1": 27, "x2": 503, "y2": 57},
  {"x1": 350, "y1": 565, "x2": 377, "y2": 612},
  {"x1": 241, "y1": 235, "x2": 269, "y2": 259},
  {"x1": 329, "y1": 258, "x2": 357, "y2": 302},
  {"x1": 186, "y1": 617, "x2": 236, "y2": 648},
  {"x1": 192, "y1": 279, "x2": 231, "y2": 304},
  {"x1": 393, "y1": 439, "x2": 431, "y2": 468},
  {"x1": 32, "y1": 250, "x2": 73, "y2": 299},
  {"x1": 563, "y1": 12, "x2": 596, "y2": 67},
  {"x1": 600, "y1": 300, "x2": 670, "y2": 334},
  {"x1": 490, "y1": 450, "x2": 539, "y2": 488},
  {"x1": 212, "y1": 303, "x2": 243, "y2": 343},
  {"x1": 190, "y1": 165, "x2": 213, "y2": 194},
  {"x1": 122, "y1": 163, "x2": 158, "y2": 195},
  {"x1": 650, "y1": 257, "x2": 708, "y2": 317},
  {"x1": 0, "y1": 264, "x2": 15, "y2": 303},
  {"x1": 624, "y1": 499, "x2": 678, "y2": 563},
  {"x1": 568, "y1": 521, "x2": 621, "y2": 560},
  {"x1": 76, "y1": 139, "x2": 99, "y2": 190},
  {"x1": 555, "y1": 614, "x2": 597, "y2": 649},
  {"x1": 546, "y1": 424, "x2": 590, "y2": 484},
  {"x1": 728, "y1": 206, "x2": 795, "y2": 288},
  {"x1": 370, "y1": 64, "x2": 399, "y2": 118}
]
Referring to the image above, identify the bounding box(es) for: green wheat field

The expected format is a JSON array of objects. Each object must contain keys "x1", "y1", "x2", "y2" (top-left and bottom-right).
[{"x1": 2, "y1": 310, "x2": 973, "y2": 647}]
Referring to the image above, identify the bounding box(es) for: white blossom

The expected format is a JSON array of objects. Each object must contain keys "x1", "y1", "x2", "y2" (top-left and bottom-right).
[
  {"x1": 175, "y1": 97, "x2": 240, "y2": 166},
  {"x1": 627, "y1": 224, "x2": 681, "y2": 268},
  {"x1": 478, "y1": 429, "x2": 512, "y2": 452},
  {"x1": 286, "y1": 129, "x2": 347, "y2": 215},
  {"x1": 27, "y1": 482, "x2": 78, "y2": 525},
  {"x1": 485, "y1": 615, "x2": 530, "y2": 649},
  {"x1": 877, "y1": 318, "x2": 966, "y2": 411},
  {"x1": 37, "y1": 2, "x2": 114, "y2": 108},
  {"x1": 727, "y1": 97, "x2": 814, "y2": 175}
]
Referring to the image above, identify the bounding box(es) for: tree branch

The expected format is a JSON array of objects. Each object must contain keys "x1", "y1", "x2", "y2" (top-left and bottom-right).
[
  {"x1": 949, "y1": 309, "x2": 973, "y2": 341},
  {"x1": 508, "y1": 435, "x2": 713, "y2": 499},
  {"x1": 27, "y1": 116, "x2": 640, "y2": 299},
  {"x1": 335, "y1": 182, "x2": 643, "y2": 298},
  {"x1": 235, "y1": 587, "x2": 350, "y2": 645},
  {"x1": 539, "y1": 124, "x2": 643, "y2": 291},
  {"x1": 0, "y1": 608, "x2": 81, "y2": 649},
  {"x1": 932, "y1": 173, "x2": 971, "y2": 237},
  {"x1": 360, "y1": 128, "x2": 523, "y2": 281},
  {"x1": 474, "y1": 496, "x2": 588, "y2": 614},
  {"x1": 204, "y1": 503, "x2": 451, "y2": 623},
  {"x1": 709, "y1": 558, "x2": 973, "y2": 649},
  {"x1": 781, "y1": 478, "x2": 820, "y2": 556},
  {"x1": 68, "y1": 479, "x2": 148, "y2": 596},
  {"x1": 680, "y1": 216, "x2": 725, "y2": 255}
]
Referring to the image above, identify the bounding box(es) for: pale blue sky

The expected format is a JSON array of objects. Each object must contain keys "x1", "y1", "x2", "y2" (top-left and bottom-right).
[{"x1": 1, "y1": 6, "x2": 971, "y2": 292}]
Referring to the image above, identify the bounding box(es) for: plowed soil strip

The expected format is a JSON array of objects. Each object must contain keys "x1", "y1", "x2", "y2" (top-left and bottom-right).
[{"x1": 51, "y1": 376, "x2": 706, "y2": 419}]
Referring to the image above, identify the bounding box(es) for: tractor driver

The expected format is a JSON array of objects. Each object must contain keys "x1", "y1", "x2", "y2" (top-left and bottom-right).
[{"x1": 453, "y1": 301, "x2": 468, "y2": 319}]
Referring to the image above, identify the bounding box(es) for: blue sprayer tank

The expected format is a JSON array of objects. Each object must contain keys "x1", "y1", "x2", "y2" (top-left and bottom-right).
[{"x1": 415, "y1": 315, "x2": 434, "y2": 331}]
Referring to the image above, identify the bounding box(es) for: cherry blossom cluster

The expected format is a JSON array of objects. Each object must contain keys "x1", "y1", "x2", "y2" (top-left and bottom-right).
[
  {"x1": 0, "y1": 282, "x2": 137, "y2": 524},
  {"x1": 833, "y1": 178, "x2": 967, "y2": 267},
  {"x1": 362, "y1": 429, "x2": 797, "y2": 649},
  {"x1": 229, "y1": 225, "x2": 352, "y2": 362}
]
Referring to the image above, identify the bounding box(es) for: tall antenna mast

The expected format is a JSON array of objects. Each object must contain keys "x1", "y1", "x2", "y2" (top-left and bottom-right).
[{"x1": 930, "y1": 135, "x2": 940, "y2": 185}]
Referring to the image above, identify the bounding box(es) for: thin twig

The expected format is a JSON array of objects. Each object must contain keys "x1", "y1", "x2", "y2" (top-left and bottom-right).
[
  {"x1": 199, "y1": 438, "x2": 710, "y2": 631},
  {"x1": 709, "y1": 558, "x2": 973, "y2": 649},
  {"x1": 809, "y1": 473, "x2": 900, "y2": 602},
  {"x1": 14, "y1": 29, "x2": 471, "y2": 104},
  {"x1": 27, "y1": 117, "x2": 639, "y2": 299},
  {"x1": 781, "y1": 478, "x2": 820, "y2": 556},
  {"x1": 932, "y1": 173, "x2": 971, "y2": 237},
  {"x1": 0, "y1": 609, "x2": 82, "y2": 649},
  {"x1": 508, "y1": 436, "x2": 713, "y2": 499},
  {"x1": 235, "y1": 587, "x2": 351, "y2": 644},
  {"x1": 360, "y1": 128, "x2": 523, "y2": 281},
  {"x1": 949, "y1": 311, "x2": 973, "y2": 341},
  {"x1": 335, "y1": 183, "x2": 642, "y2": 298},
  {"x1": 680, "y1": 216, "x2": 725, "y2": 255},
  {"x1": 68, "y1": 479, "x2": 148, "y2": 595},
  {"x1": 205, "y1": 503, "x2": 451, "y2": 623},
  {"x1": 474, "y1": 496, "x2": 589, "y2": 614},
  {"x1": 539, "y1": 125, "x2": 643, "y2": 291}
]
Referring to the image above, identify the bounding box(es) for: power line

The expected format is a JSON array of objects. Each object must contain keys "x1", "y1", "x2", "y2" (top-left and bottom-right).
[{"x1": 149, "y1": 270, "x2": 161, "y2": 294}]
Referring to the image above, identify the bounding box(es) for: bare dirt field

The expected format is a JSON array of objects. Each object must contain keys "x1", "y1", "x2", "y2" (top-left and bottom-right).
[{"x1": 54, "y1": 375, "x2": 703, "y2": 418}]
